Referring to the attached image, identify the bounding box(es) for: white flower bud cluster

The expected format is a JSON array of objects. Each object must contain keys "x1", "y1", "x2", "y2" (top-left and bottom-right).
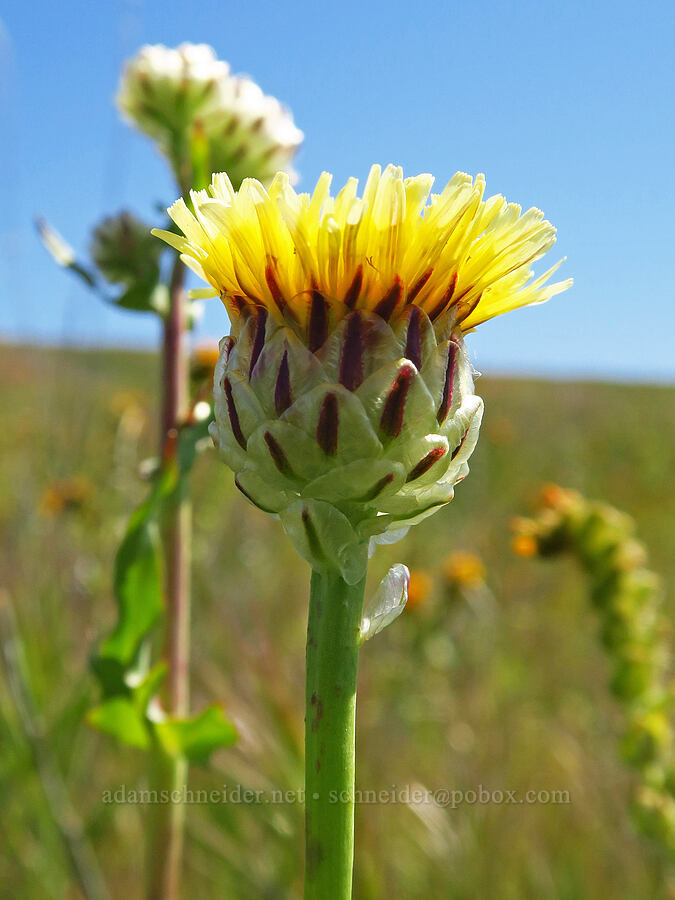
[{"x1": 117, "y1": 43, "x2": 303, "y2": 186}]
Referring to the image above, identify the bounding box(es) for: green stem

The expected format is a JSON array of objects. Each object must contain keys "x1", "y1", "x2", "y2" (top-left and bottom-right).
[
  {"x1": 145, "y1": 748, "x2": 188, "y2": 900},
  {"x1": 304, "y1": 568, "x2": 366, "y2": 900}
]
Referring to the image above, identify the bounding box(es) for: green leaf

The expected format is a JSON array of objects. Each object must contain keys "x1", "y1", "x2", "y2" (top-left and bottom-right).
[
  {"x1": 155, "y1": 705, "x2": 237, "y2": 764},
  {"x1": 98, "y1": 510, "x2": 163, "y2": 667},
  {"x1": 114, "y1": 275, "x2": 163, "y2": 313},
  {"x1": 177, "y1": 416, "x2": 214, "y2": 477},
  {"x1": 90, "y1": 212, "x2": 162, "y2": 286},
  {"x1": 70, "y1": 261, "x2": 99, "y2": 289},
  {"x1": 95, "y1": 464, "x2": 179, "y2": 677},
  {"x1": 131, "y1": 662, "x2": 168, "y2": 714},
  {"x1": 88, "y1": 697, "x2": 150, "y2": 749},
  {"x1": 89, "y1": 654, "x2": 129, "y2": 699}
]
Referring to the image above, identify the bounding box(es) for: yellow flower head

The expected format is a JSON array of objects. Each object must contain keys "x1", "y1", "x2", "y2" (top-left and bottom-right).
[
  {"x1": 152, "y1": 166, "x2": 571, "y2": 581},
  {"x1": 190, "y1": 343, "x2": 221, "y2": 382},
  {"x1": 442, "y1": 550, "x2": 486, "y2": 587},
  {"x1": 407, "y1": 569, "x2": 434, "y2": 610},
  {"x1": 154, "y1": 163, "x2": 571, "y2": 341},
  {"x1": 538, "y1": 482, "x2": 577, "y2": 510},
  {"x1": 39, "y1": 476, "x2": 93, "y2": 517},
  {"x1": 511, "y1": 531, "x2": 539, "y2": 558}
]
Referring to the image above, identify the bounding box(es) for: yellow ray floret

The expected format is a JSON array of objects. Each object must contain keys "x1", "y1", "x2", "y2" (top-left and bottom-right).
[{"x1": 153, "y1": 164, "x2": 571, "y2": 335}]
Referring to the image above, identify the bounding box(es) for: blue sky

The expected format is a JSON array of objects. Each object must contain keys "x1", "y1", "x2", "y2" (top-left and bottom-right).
[{"x1": 1, "y1": 0, "x2": 673, "y2": 380}]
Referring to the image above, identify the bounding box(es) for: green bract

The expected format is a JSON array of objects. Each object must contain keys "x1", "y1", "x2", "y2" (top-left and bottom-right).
[{"x1": 210, "y1": 306, "x2": 483, "y2": 583}]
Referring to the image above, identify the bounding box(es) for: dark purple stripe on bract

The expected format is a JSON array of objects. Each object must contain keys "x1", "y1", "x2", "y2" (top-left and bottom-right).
[
  {"x1": 308, "y1": 288, "x2": 329, "y2": 352},
  {"x1": 317, "y1": 392, "x2": 339, "y2": 455},
  {"x1": 437, "y1": 341, "x2": 458, "y2": 424},
  {"x1": 344, "y1": 265, "x2": 363, "y2": 309},
  {"x1": 380, "y1": 363, "x2": 415, "y2": 438},
  {"x1": 406, "y1": 446, "x2": 447, "y2": 482},
  {"x1": 221, "y1": 336, "x2": 235, "y2": 364},
  {"x1": 264, "y1": 430, "x2": 293, "y2": 475},
  {"x1": 358, "y1": 472, "x2": 395, "y2": 502},
  {"x1": 234, "y1": 476, "x2": 256, "y2": 506},
  {"x1": 274, "y1": 350, "x2": 292, "y2": 414},
  {"x1": 405, "y1": 306, "x2": 422, "y2": 370},
  {"x1": 301, "y1": 508, "x2": 324, "y2": 561},
  {"x1": 374, "y1": 277, "x2": 403, "y2": 321},
  {"x1": 339, "y1": 313, "x2": 364, "y2": 391},
  {"x1": 223, "y1": 377, "x2": 246, "y2": 449},
  {"x1": 248, "y1": 308, "x2": 267, "y2": 379},
  {"x1": 451, "y1": 425, "x2": 471, "y2": 460},
  {"x1": 427, "y1": 272, "x2": 458, "y2": 321},
  {"x1": 234, "y1": 474, "x2": 276, "y2": 514}
]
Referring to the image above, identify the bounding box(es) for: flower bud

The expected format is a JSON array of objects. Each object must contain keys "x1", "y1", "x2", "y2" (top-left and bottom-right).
[
  {"x1": 91, "y1": 212, "x2": 161, "y2": 288},
  {"x1": 117, "y1": 44, "x2": 302, "y2": 187},
  {"x1": 211, "y1": 305, "x2": 482, "y2": 580}
]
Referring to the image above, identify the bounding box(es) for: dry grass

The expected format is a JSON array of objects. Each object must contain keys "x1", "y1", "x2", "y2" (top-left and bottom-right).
[{"x1": 1, "y1": 343, "x2": 673, "y2": 898}]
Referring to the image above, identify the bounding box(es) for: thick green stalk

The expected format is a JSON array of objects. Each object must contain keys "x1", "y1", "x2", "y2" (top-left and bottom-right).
[
  {"x1": 304, "y1": 568, "x2": 366, "y2": 900},
  {"x1": 147, "y1": 254, "x2": 191, "y2": 900}
]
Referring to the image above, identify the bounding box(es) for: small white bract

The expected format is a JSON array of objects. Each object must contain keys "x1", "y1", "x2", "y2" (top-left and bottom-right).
[{"x1": 360, "y1": 565, "x2": 410, "y2": 641}]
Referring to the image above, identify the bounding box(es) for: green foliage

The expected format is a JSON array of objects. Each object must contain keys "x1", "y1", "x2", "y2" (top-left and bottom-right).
[
  {"x1": 177, "y1": 416, "x2": 214, "y2": 476},
  {"x1": 155, "y1": 706, "x2": 237, "y2": 763},
  {"x1": 92, "y1": 468, "x2": 172, "y2": 681},
  {"x1": 188, "y1": 122, "x2": 211, "y2": 194},
  {"x1": 90, "y1": 213, "x2": 161, "y2": 286},
  {"x1": 87, "y1": 414, "x2": 235, "y2": 762},
  {"x1": 87, "y1": 697, "x2": 150, "y2": 750},
  {"x1": 37, "y1": 211, "x2": 175, "y2": 317},
  {"x1": 90, "y1": 212, "x2": 166, "y2": 314},
  {"x1": 88, "y1": 687, "x2": 237, "y2": 764},
  {"x1": 101, "y1": 507, "x2": 163, "y2": 666}
]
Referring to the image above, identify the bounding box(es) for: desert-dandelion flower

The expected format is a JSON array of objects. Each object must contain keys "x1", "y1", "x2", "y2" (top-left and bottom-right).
[
  {"x1": 442, "y1": 550, "x2": 486, "y2": 588},
  {"x1": 155, "y1": 164, "x2": 570, "y2": 577},
  {"x1": 155, "y1": 163, "x2": 571, "y2": 899}
]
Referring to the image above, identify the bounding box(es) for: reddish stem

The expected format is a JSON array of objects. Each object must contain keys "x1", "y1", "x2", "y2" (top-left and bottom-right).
[{"x1": 147, "y1": 254, "x2": 191, "y2": 900}]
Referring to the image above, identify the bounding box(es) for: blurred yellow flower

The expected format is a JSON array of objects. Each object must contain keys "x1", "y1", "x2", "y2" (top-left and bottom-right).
[
  {"x1": 538, "y1": 482, "x2": 574, "y2": 510},
  {"x1": 511, "y1": 532, "x2": 539, "y2": 558},
  {"x1": 39, "y1": 476, "x2": 93, "y2": 517},
  {"x1": 442, "y1": 550, "x2": 486, "y2": 587},
  {"x1": 407, "y1": 569, "x2": 433, "y2": 610},
  {"x1": 190, "y1": 344, "x2": 221, "y2": 384}
]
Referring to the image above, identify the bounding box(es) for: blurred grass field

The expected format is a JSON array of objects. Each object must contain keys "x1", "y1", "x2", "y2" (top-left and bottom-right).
[{"x1": 1, "y1": 342, "x2": 673, "y2": 899}]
